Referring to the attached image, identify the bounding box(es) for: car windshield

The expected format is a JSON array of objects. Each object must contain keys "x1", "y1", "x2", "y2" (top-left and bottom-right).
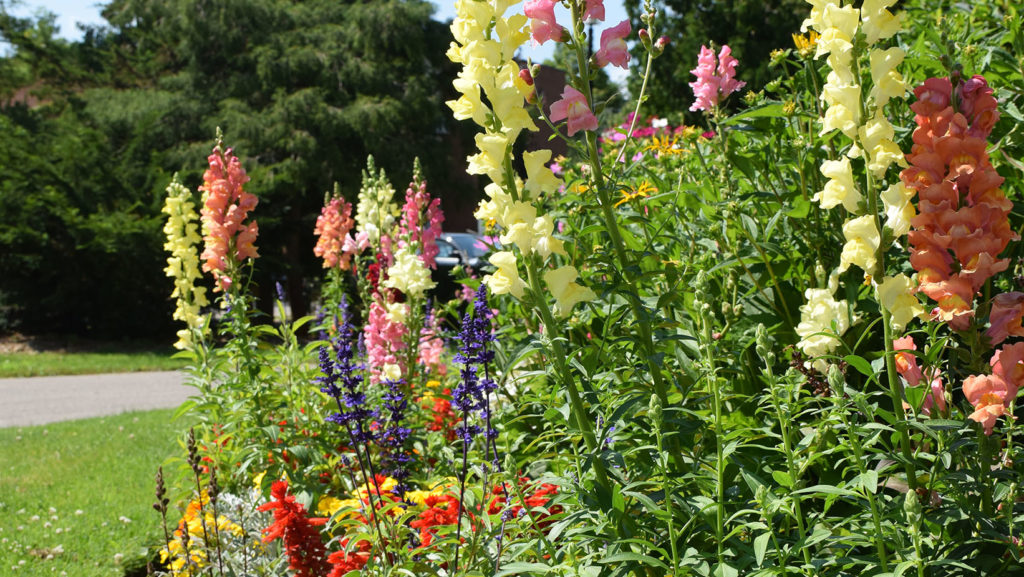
[{"x1": 445, "y1": 233, "x2": 496, "y2": 257}]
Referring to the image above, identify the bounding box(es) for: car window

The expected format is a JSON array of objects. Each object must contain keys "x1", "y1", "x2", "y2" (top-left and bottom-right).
[{"x1": 436, "y1": 239, "x2": 458, "y2": 258}]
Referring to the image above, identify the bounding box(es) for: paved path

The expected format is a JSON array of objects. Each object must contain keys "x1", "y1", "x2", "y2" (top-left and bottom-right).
[{"x1": 0, "y1": 371, "x2": 191, "y2": 428}]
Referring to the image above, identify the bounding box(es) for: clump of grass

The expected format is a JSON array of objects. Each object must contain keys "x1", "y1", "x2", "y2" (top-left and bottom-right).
[
  {"x1": 0, "y1": 409, "x2": 190, "y2": 576},
  {"x1": 0, "y1": 350, "x2": 185, "y2": 378}
]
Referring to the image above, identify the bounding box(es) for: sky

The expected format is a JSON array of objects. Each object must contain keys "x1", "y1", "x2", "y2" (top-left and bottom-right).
[{"x1": 7, "y1": 0, "x2": 631, "y2": 84}]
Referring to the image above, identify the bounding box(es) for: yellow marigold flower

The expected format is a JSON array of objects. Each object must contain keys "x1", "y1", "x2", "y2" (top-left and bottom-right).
[{"x1": 792, "y1": 30, "x2": 820, "y2": 58}]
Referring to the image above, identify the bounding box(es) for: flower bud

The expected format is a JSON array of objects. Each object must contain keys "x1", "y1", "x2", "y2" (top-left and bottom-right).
[
  {"x1": 638, "y1": 28, "x2": 652, "y2": 52},
  {"x1": 519, "y1": 68, "x2": 535, "y2": 86},
  {"x1": 653, "y1": 35, "x2": 669, "y2": 57},
  {"x1": 504, "y1": 453, "x2": 516, "y2": 475},
  {"x1": 755, "y1": 324, "x2": 769, "y2": 357},
  {"x1": 827, "y1": 364, "x2": 845, "y2": 397},
  {"x1": 649, "y1": 394, "x2": 663, "y2": 427},
  {"x1": 904, "y1": 490, "x2": 922, "y2": 529}
]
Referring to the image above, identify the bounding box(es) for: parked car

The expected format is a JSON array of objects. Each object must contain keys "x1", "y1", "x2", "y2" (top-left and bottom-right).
[
  {"x1": 429, "y1": 238, "x2": 469, "y2": 303},
  {"x1": 442, "y1": 231, "x2": 496, "y2": 272}
]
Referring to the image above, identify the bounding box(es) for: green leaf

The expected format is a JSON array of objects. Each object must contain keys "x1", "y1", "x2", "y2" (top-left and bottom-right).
[
  {"x1": 721, "y1": 103, "x2": 784, "y2": 125},
  {"x1": 772, "y1": 470, "x2": 794, "y2": 488},
  {"x1": 754, "y1": 532, "x2": 771, "y2": 566},
  {"x1": 844, "y1": 354, "x2": 874, "y2": 377},
  {"x1": 599, "y1": 553, "x2": 670, "y2": 570},
  {"x1": 496, "y1": 563, "x2": 554, "y2": 576}
]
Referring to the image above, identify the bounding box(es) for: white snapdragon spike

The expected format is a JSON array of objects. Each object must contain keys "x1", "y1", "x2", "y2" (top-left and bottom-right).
[
  {"x1": 881, "y1": 182, "x2": 915, "y2": 238},
  {"x1": 384, "y1": 247, "x2": 436, "y2": 298},
  {"x1": 796, "y1": 275, "x2": 851, "y2": 368}
]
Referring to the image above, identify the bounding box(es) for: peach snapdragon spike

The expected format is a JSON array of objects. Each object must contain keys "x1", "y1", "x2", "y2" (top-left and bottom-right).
[
  {"x1": 313, "y1": 197, "x2": 356, "y2": 270},
  {"x1": 901, "y1": 75, "x2": 1013, "y2": 330},
  {"x1": 199, "y1": 143, "x2": 259, "y2": 292}
]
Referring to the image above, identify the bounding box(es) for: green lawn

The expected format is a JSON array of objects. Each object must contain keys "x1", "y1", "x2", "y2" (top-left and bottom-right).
[
  {"x1": 0, "y1": 350, "x2": 185, "y2": 378},
  {"x1": 0, "y1": 409, "x2": 191, "y2": 576}
]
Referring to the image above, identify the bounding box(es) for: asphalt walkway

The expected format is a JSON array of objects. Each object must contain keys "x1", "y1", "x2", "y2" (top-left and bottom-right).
[{"x1": 0, "y1": 371, "x2": 191, "y2": 428}]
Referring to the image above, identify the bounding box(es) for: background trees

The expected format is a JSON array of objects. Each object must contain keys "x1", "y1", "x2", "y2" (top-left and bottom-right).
[
  {"x1": 624, "y1": 0, "x2": 807, "y2": 119},
  {"x1": 0, "y1": 0, "x2": 472, "y2": 336}
]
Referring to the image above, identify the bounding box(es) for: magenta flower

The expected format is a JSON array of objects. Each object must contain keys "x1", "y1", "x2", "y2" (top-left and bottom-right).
[
  {"x1": 594, "y1": 19, "x2": 631, "y2": 69},
  {"x1": 524, "y1": 0, "x2": 562, "y2": 45},
  {"x1": 688, "y1": 44, "x2": 746, "y2": 112},
  {"x1": 550, "y1": 86, "x2": 599, "y2": 136},
  {"x1": 583, "y1": 0, "x2": 605, "y2": 22}
]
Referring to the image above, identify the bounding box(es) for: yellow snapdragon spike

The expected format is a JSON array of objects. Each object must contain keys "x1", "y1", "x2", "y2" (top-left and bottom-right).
[
  {"x1": 869, "y1": 47, "x2": 907, "y2": 108},
  {"x1": 881, "y1": 182, "x2": 916, "y2": 238},
  {"x1": 839, "y1": 215, "x2": 881, "y2": 274},
  {"x1": 484, "y1": 251, "x2": 527, "y2": 298},
  {"x1": 815, "y1": 158, "x2": 861, "y2": 213},
  {"x1": 861, "y1": 0, "x2": 902, "y2": 44},
  {"x1": 544, "y1": 266, "x2": 597, "y2": 318},
  {"x1": 877, "y1": 274, "x2": 926, "y2": 332},
  {"x1": 523, "y1": 150, "x2": 562, "y2": 198}
]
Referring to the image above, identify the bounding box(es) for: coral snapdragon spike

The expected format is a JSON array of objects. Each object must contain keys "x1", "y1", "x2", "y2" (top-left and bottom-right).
[
  {"x1": 313, "y1": 197, "x2": 356, "y2": 270},
  {"x1": 199, "y1": 142, "x2": 259, "y2": 292},
  {"x1": 901, "y1": 75, "x2": 1014, "y2": 329}
]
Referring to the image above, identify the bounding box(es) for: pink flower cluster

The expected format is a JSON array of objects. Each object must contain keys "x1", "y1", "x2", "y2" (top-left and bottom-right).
[
  {"x1": 550, "y1": 86, "x2": 598, "y2": 136},
  {"x1": 313, "y1": 198, "x2": 356, "y2": 270},
  {"x1": 364, "y1": 300, "x2": 408, "y2": 382},
  {"x1": 893, "y1": 336, "x2": 946, "y2": 416},
  {"x1": 199, "y1": 144, "x2": 259, "y2": 292},
  {"x1": 902, "y1": 76, "x2": 1012, "y2": 329},
  {"x1": 963, "y1": 343, "x2": 1024, "y2": 434},
  {"x1": 688, "y1": 45, "x2": 745, "y2": 112},
  {"x1": 399, "y1": 179, "x2": 444, "y2": 269},
  {"x1": 594, "y1": 20, "x2": 631, "y2": 70},
  {"x1": 524, "y1": 0, "x2": 563, "y2": 45}
]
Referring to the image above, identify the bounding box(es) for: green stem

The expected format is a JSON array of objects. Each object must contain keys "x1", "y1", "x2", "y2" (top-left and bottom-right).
[
  {"x1": 764, "y1": 368, "x2": 813, "y2": 571},
  {"x1": 835, "y1": 398, "x2": 890, "y2": 570}
]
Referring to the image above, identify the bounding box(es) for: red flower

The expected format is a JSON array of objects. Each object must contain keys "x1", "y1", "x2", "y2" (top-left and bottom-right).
[
  {"x1": 258, "y1": 480, "x2": 330, "y2": 577},
  {"x1": 489, "y1": 478, "x2": 562, "y2": 529},
  {"x1": 327, "y1": 538, "x2": 372, "y2": 576},
  {"x1": 409, "y1": 494, "x2": 461, "y2": 548}
]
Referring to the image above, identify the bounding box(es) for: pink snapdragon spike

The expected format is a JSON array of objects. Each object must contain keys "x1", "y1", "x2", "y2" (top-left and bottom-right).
[
  {"x1": 583, "y1": 0, "x2": 605, "y2": 22},
  {"x1": 549, "y1": 85, "x2": 599, "y2": 136},
  {"x1": 399, "y1": 179, "x2": 445, "y2": 269},
  {"x1": 688, "y1": 44, "x2": 746, "y2": 112},
  {"x1": 199, "y1": 144, "x2": 259, "y2": 292},
  {"x1": 524, "y1": 0, "x2": 562, "y2": 45},
  {"x1": 594, "y1": 19, "x2": 631, "y2": 69}
]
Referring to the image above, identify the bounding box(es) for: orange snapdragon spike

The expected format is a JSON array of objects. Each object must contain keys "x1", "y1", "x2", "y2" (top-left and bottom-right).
[
  {"x1": 901, "y1": 75, "x2": 1014, "y2": 328},
  {"x1": 199, "y1": 142, "x2": 259, "y2": 292}
]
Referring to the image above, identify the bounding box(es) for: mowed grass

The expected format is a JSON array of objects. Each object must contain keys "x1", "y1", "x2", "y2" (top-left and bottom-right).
[
  {"x1": 0, "y1": 350, "x2": 185, "y2": 378},
  {"x1": 0, "y1": 409, "x2": 191, "y2": 576}
]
